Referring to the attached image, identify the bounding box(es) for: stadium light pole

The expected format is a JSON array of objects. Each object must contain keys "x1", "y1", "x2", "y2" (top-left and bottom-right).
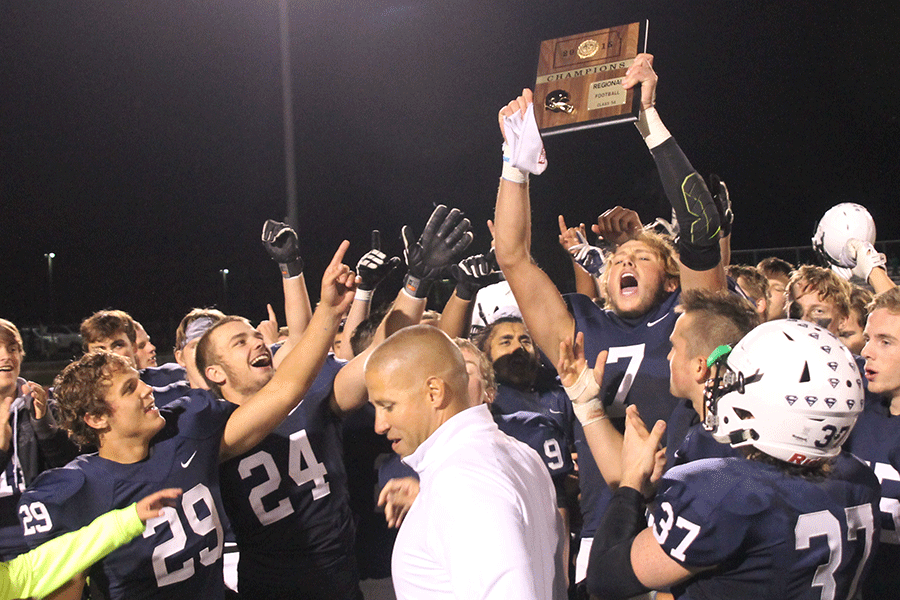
[
  {"x1": 44, "y1": 252, "x2": 55, "y2": 324},
  {"x1": 220, "y1": 269, "x2": 230, "y2": 313},
  {"x1": 278, "y1": 0, "x2": 299, "y2": 230}
]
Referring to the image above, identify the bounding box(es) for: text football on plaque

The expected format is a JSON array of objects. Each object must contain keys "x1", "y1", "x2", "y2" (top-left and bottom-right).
[{"x1": 535, "y1": 21, "x2": 648, "y2": 135}]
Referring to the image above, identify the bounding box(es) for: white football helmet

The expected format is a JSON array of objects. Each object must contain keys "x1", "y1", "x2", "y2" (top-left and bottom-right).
[
  {"x1": 704, "y1": 319, "x2": 863, "y2": 464},
  {"x1": 812, "y1": 202, "x2": 876, "y2": 268}
]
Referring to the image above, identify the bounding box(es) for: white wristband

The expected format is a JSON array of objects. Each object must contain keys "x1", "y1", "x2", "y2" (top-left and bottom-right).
[
  {"x1": 634, "y1": 107, "x2": 672, "y2": 150},
  {"x1": 501, "y1": 143, "x2": 527, "y2": 184},
  {"x1": 354, "y1": 288, "x2": 373, "y2": 302}
]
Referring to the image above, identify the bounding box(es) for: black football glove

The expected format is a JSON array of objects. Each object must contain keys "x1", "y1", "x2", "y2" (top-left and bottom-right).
[
  {"x1": 356, "y1": 230, "x2": 401, "y2": 292},
  {"x1": 401, "y1": 205, "x2": 473, "y2": 298},
  {"x1": 450, "y1": 249, "x2": 502, "y2": 301},
  {"x1": 707, "y1": 174, "x2": 733, "y2": 237},
  {"x1": 261, "y1": 219, "x2": 303, "y2": 278}
]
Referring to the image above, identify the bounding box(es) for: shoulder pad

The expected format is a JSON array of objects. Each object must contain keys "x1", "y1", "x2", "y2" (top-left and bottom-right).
[{"x1": 22, "y1": 461, "x2": 89, "y2": 507}]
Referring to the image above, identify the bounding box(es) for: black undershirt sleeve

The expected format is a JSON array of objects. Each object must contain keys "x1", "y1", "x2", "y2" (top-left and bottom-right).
[
  {"x1": 649, "y1": 137, "x2": 722, "y2": 271},
  {"x1": 586, "y1": 486, "x2": 653, "y2": 599}
]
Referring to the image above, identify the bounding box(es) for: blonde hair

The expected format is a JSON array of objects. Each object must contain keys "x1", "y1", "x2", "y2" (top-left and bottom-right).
[
  {"x1": 789, "y1": 265, "x2": 851, "y2": 318},
  {"x1": 598, "y1": 230, "x2": 680, "y2": 298}
]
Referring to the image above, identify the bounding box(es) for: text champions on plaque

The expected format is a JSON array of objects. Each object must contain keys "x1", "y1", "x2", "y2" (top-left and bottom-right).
[{"x1": 535, "y1": 21, "x2": 648, "y2": 135}]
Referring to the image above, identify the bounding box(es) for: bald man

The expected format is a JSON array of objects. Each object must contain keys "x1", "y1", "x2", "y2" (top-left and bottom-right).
[{"x1": 365, "y1": 326, "x2": 565, "y2": 600}]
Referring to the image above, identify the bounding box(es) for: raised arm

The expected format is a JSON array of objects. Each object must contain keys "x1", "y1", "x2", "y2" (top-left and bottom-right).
[
  {"x1": 260, "y1": 219, "x2": 314, "y2": 366},
  {"x1": 220, "y1": 241, "x2": 355, "y2": 461},
  {"x1": 330, "y1": 206, "x2": 473, "y2": 415},
  {"x1": 494, "y1": 89, "x2": 576, "y2": 366},
  {"x1": 622, "y1": 54, "x2": 726, "y2": 293},
  {"x1": 439, "y1": 250, "x2": 502, "y2": 338},
  {"x1": 339, "y1": 230, "x2": 401, "y2": 360},
  {"x1": 557, "y1": 333, "x2": 624, "y2": 487},
  {"x1": 559, "y1": 216, "x2": 602, "y2": 300}
]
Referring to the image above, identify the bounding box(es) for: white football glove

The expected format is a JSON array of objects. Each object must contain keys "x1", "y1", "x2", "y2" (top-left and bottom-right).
[{"x1": 845, "y1": 238, "x2": 886, "y2": 282}]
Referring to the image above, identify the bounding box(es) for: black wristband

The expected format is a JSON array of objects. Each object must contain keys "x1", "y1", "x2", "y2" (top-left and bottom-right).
[
  {"x1": 454, "y1": 282, "x2": 478, "y2": 302},
  {"x1": 403, "y1": 273, "x2": 431, "y2": 299},
  {"x1": 677, "y1": 238, "x2": 722, "y2": 272},
  {"x1": 279, "y1": 258, "x2": 304, "y2": 279},
  {"x1": 586, "y1": 486, "x2": 652, "y2": 599}
]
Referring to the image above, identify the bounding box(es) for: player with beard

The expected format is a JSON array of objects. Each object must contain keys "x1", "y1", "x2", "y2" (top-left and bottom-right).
[
  {"x1": 203, "y1": 207, "x2": 471, "y2": 600},
  {"x1": 474, "y1": 317, "x2": 573, "y2": 434},
  {"x1": 17, "y1": 242, "x2": 355, "y2": 600},
  {"x1": 493, "y1": 54, "x2": 726, "y2": 584}
]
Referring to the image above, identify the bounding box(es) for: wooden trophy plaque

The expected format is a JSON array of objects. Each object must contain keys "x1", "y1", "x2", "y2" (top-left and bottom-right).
[{"x1": 535, "y1": 21, "x2": 648, "y2": 135}]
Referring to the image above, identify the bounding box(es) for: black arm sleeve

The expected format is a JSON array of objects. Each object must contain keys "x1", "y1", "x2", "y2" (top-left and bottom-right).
[
  {"x1": 650, "y1": 137, "x2": 722, "y2": 271},
  {"x1": 586, "y1": 486, "x2": 652, "y2": 599}
]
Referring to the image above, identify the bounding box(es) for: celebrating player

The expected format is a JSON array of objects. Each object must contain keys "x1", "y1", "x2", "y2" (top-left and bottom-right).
[
  {"x1": 587, "y1": 319, "x2": 879, "y2": 599},
  {"x1": 492, "y1": 52, "x2": 726, "y2": 581},
  {"x1": 18, "y1": 241, "x2": 355, "y2": 600},
  {"x1": 209, "y1": 207, "x2": 470, "y2": 600}
]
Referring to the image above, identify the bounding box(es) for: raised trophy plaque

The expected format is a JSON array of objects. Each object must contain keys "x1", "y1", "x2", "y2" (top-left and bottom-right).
[{"x1": 535, "y1": 21, "x2": 648, "y2": 135}]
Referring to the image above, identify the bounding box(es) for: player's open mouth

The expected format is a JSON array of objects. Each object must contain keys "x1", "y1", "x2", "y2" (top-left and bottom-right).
[
  {"x1": 865, "y1": 368, "x2": 876, "y2": 381},
  {"x1": 0, "y1": 365, "x2": 13, "y2": 372},
  {"x1": 620, "y1": 273, "x2": 638, "y2": 296},
  {"x1": 250, "y1": 354, "x2": 272, "y2": 368},
  {"x1": 144, "y1": 402, "x2": 158, "y2": 413}
]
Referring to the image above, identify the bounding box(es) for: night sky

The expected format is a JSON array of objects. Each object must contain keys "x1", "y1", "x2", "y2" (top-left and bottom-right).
[{"x1": 3, "y1": 1, "x2": 899, "y2": 347}]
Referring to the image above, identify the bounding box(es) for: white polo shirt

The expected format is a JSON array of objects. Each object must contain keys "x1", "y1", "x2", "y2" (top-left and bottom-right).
[{"x1": 392, "y1": 404, "x2": 566, "y2": 600}]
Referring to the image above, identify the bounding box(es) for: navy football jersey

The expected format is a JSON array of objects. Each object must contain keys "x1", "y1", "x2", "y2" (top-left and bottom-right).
[
  {"x1": 493, "y1": 381, "x2": 575, "y2": 439},
  {"x1": 844, "y1": 392, "x2": 900, "y2": 599},
  {"x1": 18, "y1": 390, "x2": 234, "y2": 600},
  {"x1": 377, "y1": 452, "x2": 417, "y2": 490},
  {"x1": 567, "y1": 290, "x2": 682, "y2": 537},
  {"x1": 0, "y1": 434, "x2": 26, "y2": 561},
  {"x1": 649, "y1": 456, "x2": 880, "y2": 600},
  {"x1": 140, "y1": 363, "x2": 191, "y2": 408},
  {"x1": 342, "y1": 402, "x2": 396, "y2": 581},
  {"x1": 495, "y1": 409, "x2": 573, "y2": 505},
  {"x1": 218, "y1": 356, "x2": 359, "y2": 598},
  {"x1": 666, "y1": 400, "x2": 739, "y2": 469}
]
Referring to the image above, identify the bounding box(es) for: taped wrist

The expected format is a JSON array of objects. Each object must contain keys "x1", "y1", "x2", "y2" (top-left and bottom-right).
[
  {"x1": 564, "y1": 365, "x2": 608, "y2": 426},
  {"x1": 501, "y1": 143, "x2": 528, "y2": 184},
  {"x1": 279, "y1": 258, "x2": 304, "y2": 279},
  {"x1": 634, "y1": 107, "x2": 672, "y2": 149},
  {"x1": 650, "y1": 137, "x2": 721, "y2": 248},
  {"x1": 586, "y1": 486, "x2": 651, "y2": 599}
]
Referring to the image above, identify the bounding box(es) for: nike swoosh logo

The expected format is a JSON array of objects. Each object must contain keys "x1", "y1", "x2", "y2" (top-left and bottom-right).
[
  {"x1": 181, "y1": 451, "x2": 197, "y2": 469},
  {"x1": 549, "y1": 409, "x2": 563, "y2": 414},
  {"x1": 647, "y1": 314, "x2": 670, "y2": 327}
]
